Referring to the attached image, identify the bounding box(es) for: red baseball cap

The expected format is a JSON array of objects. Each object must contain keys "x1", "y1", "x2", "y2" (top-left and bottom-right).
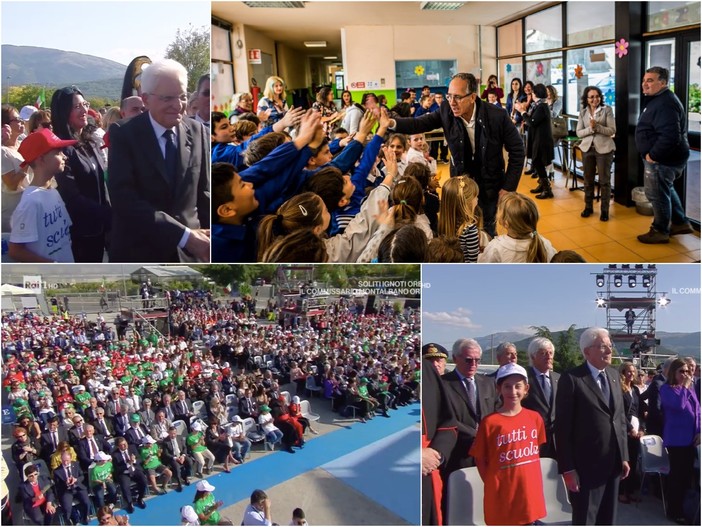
[{"x1": 18, "y1": 128, "x2": 77, "y2": 168}]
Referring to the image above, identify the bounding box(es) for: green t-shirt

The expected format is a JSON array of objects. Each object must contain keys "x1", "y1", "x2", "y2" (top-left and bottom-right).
[
  {"x1": 194, "y1": 493, "x2": 220, "y2": 525},
  {"x1": 75, "y1": 391, "x2": 91, "y2": 409},
  {"x1": 89, "y1": 461, "x2": 114, "y2": 485},
  {"x1": 140, "y1": 444, "x2": 161, "y2": 469},
  {"x1": 358, "y1": 385, "x2": 370, "y2": 398},
  {"x1": 187, "y1": 432, "x2": 206, "y2": 453}
]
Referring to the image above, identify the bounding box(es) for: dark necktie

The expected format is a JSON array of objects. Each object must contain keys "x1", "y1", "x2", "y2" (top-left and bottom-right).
[
  {"x1": 52, "y1": 432, "x2": 58, "y2": 450},
  {"x1": 66, "y1": 465, "x2": 72, "y2": 479},
  {"x1": 90, "y1": 439, "x2": 98, "y2": 458},
  {"x1": 598, "y1": 372, "x2": 611, "y2": 406},
  {"x1": 180, "y1": 401, "x2": 186, "y2": 415},
  {"x1": 541, "y1": 373, "x2": 552, "y2": 403},
  {"x1": 464, "y1": 377, "x2": 476, "y2": 415},
  {"x1": 173, "y1": 439, "x2": 180, "y2": 457},
  {"x1": 163, "y1": 130, "x2": 177, "y2": 186}
]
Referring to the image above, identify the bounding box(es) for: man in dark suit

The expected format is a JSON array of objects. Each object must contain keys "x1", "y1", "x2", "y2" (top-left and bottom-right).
[
  {"x1": 113, "y1": 406, "x2": 131, "y2": 438},
  {"x1": 160, "y1": 426, "x2": 192, "y2": 491},
  {"x1": 67, "y1": 414, "x2": 86, "y2": 448},
  {"x1": 124, "y1": 414, "x2": 151, "y2": 446},
  {"x1": 239, "y1": 389, "x2": 258, "y2": 420},
  {"x1": 77, "y1": 424, "x2": 110, "y2": 471},
  {"x1": 522, "y1": 337, "x2": 560, "y2": 459},
  {"x1": 92, "y1": 407, "x2": 114, "y2": 439},
  {"x1": 555, "y1": 327, "x2": 630, "y2": 525},
  {"x1": 40, "y1": 416, "x2": 69, "y2": 463},
  {"x1": 53, "y1": 451, "x2": 90, "y2": 525},
  {"x1": 421, "y1": 350, "x2": 457, "y2": 526},
  {"x1": 111, "y1": 437, "x2": 148, "y2": 514},
  {"x1": 440, "y1": 338, "x2": 497, "y2": 475},
  {"x1": 486, "y1": 341, "x2": 518, "y2": 379},
  {"x1": 107, "y1": 58, "x2": 210, "y2": 263},
  {"x1": 172, "y1": 390, "x2": 195, "y2": 424}
]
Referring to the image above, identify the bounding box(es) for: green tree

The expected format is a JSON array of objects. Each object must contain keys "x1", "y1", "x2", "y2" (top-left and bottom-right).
[
  {"x1": 554, "y1": 324, "x2": 583, "y2": 372},
  {"x1": 529, "y1": 325, "x2": 554, "y2": 342},
  {"x1": 164, "y1": 25, "x2": 210, "y2": 93}
]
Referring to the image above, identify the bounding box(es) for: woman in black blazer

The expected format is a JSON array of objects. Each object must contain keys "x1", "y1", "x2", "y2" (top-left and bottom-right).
[{"x1": 517, "y1": 83, "x2": 555, "y2": 199}]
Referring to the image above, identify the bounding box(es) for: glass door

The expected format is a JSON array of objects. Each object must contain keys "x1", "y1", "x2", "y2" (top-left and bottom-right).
[{"x1": 683, "y1": 38, "x2": 700, "y2": 224}]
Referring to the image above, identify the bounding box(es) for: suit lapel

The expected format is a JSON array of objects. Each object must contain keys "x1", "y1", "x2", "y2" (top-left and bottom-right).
[
  {"x1": 177, "y1": 120, "x2": 193, "y2": 190},
  {"x1": 581, "y1": 365, "x2": 611, "y2": 411},
  {"x1": 139, "y1": 112, "x2": 170, "y2": 185}
]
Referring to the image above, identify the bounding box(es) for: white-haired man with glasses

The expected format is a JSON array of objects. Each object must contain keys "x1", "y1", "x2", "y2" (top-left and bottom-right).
[
  {"x1": 107, "y1": 58, "x2": 210, "y2": 263},
  {"x1": 555, "y1": 327, "x2": 629, "y2": 525},
  {"x1": 440, "y1": 338, "x2": 497, "y2": 477},
  {"x1": 385, "y1": 73, "x2": 524, "y2": 236}
]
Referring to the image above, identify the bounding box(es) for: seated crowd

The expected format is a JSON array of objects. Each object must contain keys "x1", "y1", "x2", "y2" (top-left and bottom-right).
[{"x1": 3, "y1": 288, "x2": 420, "y2": 524}]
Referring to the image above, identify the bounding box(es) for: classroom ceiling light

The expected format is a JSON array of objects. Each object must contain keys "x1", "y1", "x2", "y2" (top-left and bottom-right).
[
  {"x1": 323, "y1": 56, "x2": 338, "y2": 60},
  {"x1": 420, "y1": 1, "x2": 465, "y2": 10},
  {"x1": 243, "y1": 1, "x2": 305, "y2": 7},
  {"x1": 304, "y1": 41, "x2": 327, "y2": 48}
]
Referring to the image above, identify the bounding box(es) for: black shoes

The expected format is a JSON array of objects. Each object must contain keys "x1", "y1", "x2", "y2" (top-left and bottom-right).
[
  {"x1": 525, "y1": 168, "x2": 534, "y2": 175},
  {"x1": 136, "y1": 498, "x2": 146, "y2": 509},
  {"x1": 126, "y1": 503, "x2": 135, "y2": 514},
  {"x1": 530, "y1": 184, "x2": 545, "y2": 194},
  {"x1": 535, "y1": 189, "x2": 554, "y2": 199},
  {"x1": 600, "y1": 211, "x2": 609, "y2": 222},
  {"x1": 581, "y1": 208, "x2": 593, "y2": 218}
]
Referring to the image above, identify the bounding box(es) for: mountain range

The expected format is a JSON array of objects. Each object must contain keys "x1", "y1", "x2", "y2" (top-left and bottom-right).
[
  {"x1": 442, "y1": 329, "x2": 701, "y2": 361},
  {"x1": 2, "y1": 45, "x2": 126, "y2": 99}
]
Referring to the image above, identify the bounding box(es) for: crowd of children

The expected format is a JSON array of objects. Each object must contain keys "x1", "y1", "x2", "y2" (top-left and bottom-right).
[{"x1": 210, "y1": 85, "x2": 587, "y2": 264}]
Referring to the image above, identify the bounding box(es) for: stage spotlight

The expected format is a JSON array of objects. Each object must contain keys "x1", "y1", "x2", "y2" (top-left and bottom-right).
[
  {"x1": 596, "y1": 297, "x2": 607, "y2": 308},
  {"x1": 614, "y1": 275, "x2": 623, "y2": 287},
  {"x1": 658, "y1": 295, "x2": 670, "y2": 307},
  {"x1": 622, "y1": 264, "x2": 630, "y2": 270},
  {"x1": 628, "y1": 275, "x2": 637, "y2": 288},
  {"x1": 642, "y1": 274, "x2": 651, "y2": 288},
  {"x1": 634, "y1": 264, "x2": 644, "y2": 269},
  {"x1": 596, "y1": 274, "x2": 605, "y2": 287},
  {"x1": 608, "y1": 264, "x2": 618, "y2": 269}
]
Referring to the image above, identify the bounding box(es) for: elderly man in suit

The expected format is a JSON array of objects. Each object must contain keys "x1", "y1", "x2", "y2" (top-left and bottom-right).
[
  {"x1": 441, "y1": 338, "x2": 497, "y2": 475},
  {"x1": 111, "y1": 437, "x2": 147, "y2": 514},
  {"x1": 53, "y1": 451, "x2": 90, "y2": 525},
  {"x1": 107, "y1": 58, "x2": 210, "y2": 263},
  {"x1": 555, "y1": 327, "x2": 629, "y2": 525},
  {"x1": 92, "y1": 407, "x2": 114, "y2": 439},
  {"x1": 522, "y1": 337, "x2": 560, "y2": 459},
  {"x1": 486, "y1": 341, "x2": 518, "y2": 378},
  {"x1": 77, "y1": 424, "x2": 110, "y2": 471},
  {"x1": 160, "y1": 425, "x2": 192, "y2": 491}
]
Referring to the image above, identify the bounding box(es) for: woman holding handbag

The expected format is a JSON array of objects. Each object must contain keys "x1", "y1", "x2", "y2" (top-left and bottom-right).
[{"x1": 575, "y1": 86, "x2": 616, "y2": 221}]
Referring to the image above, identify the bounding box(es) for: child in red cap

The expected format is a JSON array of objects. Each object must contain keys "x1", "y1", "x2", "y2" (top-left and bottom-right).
[{"x1": 9, "y1": 128, "x2": 76, "y2": 262}]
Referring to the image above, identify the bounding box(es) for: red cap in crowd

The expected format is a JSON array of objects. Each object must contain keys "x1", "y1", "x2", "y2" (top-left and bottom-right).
[{"x1": 18, "y1": 128, "x2": 77, "y2": 168}]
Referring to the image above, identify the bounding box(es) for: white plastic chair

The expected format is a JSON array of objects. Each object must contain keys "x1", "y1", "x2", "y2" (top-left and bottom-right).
[
  {"x1": 280, "y1": 391, "x2": 291, "y2": 406},
  {"x1": 192, "y1": 400, "x2": 206, "y2": 419},
  {"x1": 638, "y1": 434, "x2": 670, "y2": 517},
  {"x1": 447, "y1": 466, "x2": 484, "y2": 525},
  {"x1": 172, "y1": 419, "x2": 187, "y2": 437},
  {"x1": 539, "y1": 457, "x2": 572, "y2": 525},
  {"x1": 300, "y1": 400, "x2": 320, "y2": 422},
  {"x1": 225, "y1": 394, "x2": 237, "y2": 408},
  {"x1": 305, "y1": 376, "x2": 322, "y2": 397},
  {"x1": 243, "y1": 417, "x2": 265, "y2": 447}
]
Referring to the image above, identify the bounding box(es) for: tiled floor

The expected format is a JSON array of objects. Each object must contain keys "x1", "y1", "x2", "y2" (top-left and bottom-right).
[{"x1": 435, "y1": 163, "x2": 700, "y2": 263}]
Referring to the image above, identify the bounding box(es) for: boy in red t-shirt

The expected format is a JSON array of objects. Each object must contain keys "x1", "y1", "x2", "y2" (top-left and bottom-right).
[{"x1": 470, "y1": 363, "x2": 547, "y2": 525}]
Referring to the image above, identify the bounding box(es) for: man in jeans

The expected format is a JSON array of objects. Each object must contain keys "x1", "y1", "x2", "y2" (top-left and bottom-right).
[{"x1": 635, "y1": 66, "x2": 692, "y2": 244}]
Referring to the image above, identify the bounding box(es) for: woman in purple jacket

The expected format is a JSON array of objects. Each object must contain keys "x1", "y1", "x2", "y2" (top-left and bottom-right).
[{"x1": 660, "y1": 358, "x2": 701, "y2": 524}]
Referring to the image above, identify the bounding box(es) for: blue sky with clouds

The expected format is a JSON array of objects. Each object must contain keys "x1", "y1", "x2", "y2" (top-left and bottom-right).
[
  {"x1": 2, "y1": 1, "x2": 209, "y2": 66},
  {"x1": 422, "y1": 264, "x2": 701, "y2": 346}
]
